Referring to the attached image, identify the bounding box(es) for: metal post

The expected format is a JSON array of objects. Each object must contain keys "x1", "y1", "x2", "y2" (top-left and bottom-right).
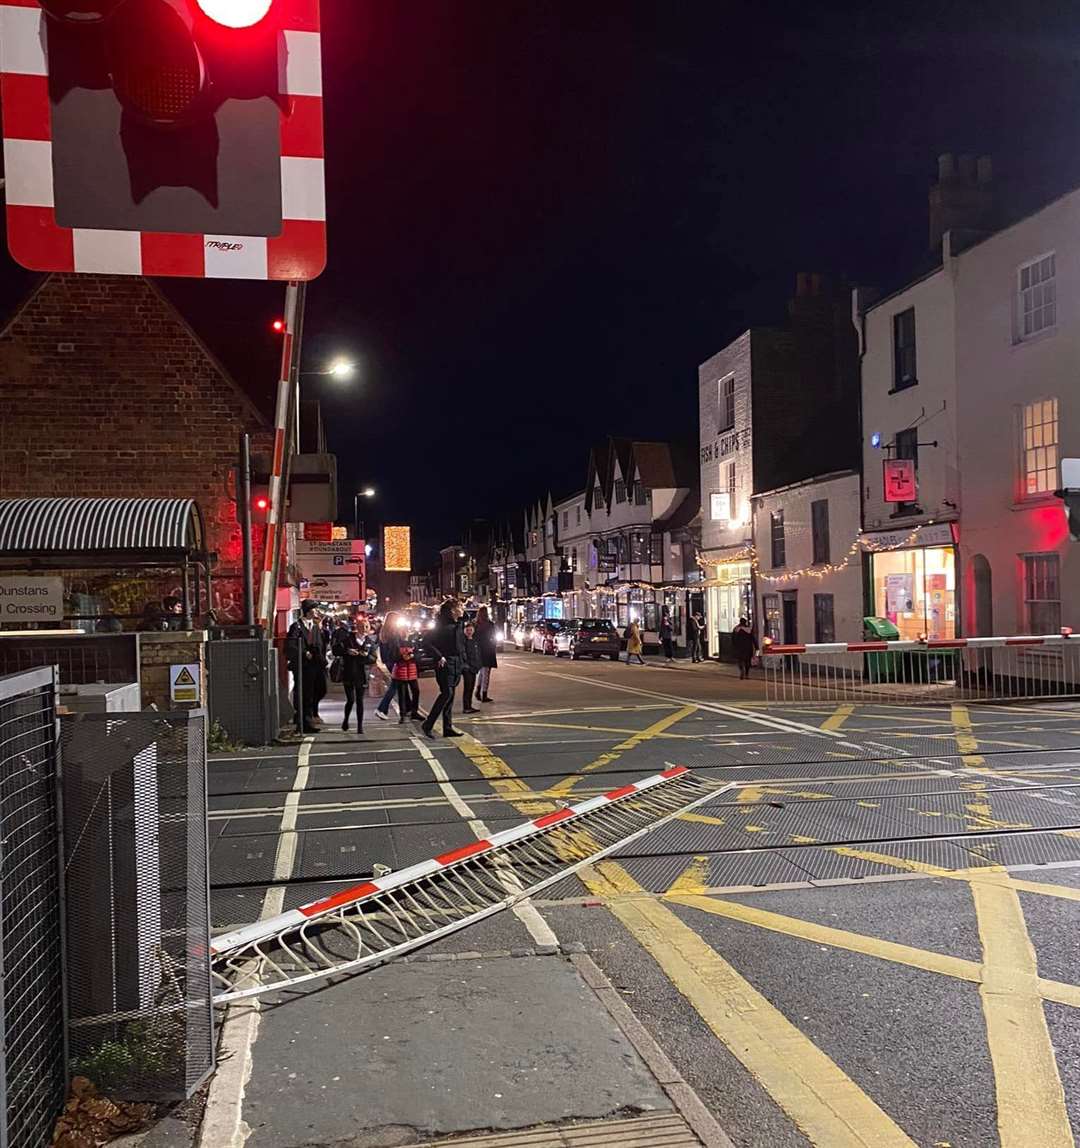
[
  {"x1": 240, "y1": 433, "x2": 255, "y2": 627},
  {"x1": 182, "y1": 560, "x2": 193, "y2": 630}
]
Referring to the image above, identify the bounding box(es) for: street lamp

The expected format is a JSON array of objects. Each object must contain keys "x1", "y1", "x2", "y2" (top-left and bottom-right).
[
  {"x1": 354, "y1": 487, "x2": 377, "y2": 541},
  {"x1": 300, "y1": 359, "x2": 356, "y2": 379}
]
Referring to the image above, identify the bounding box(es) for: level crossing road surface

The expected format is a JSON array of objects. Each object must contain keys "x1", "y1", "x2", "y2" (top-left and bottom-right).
[{"x1": 206, "y1": 651, "x2": 1080, "y2": 1148}]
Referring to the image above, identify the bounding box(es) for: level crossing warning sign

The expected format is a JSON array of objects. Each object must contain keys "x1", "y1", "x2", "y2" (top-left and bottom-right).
[{"x1": 170, "y1": 663, "x2": 200, "y2": 704}]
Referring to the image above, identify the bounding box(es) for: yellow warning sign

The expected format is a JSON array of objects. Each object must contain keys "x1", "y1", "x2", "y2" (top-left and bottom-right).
[{"x1": 170, "y1": 663, "x2": 200, "y2": 704}]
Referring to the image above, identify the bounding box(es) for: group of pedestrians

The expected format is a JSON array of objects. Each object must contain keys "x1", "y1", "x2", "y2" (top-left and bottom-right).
[
  {"x1": 373, "y1": 600, "x2": 499, "y2": 738},
  {"x1": 619, "y1": 610, "x2": 757, "y2": 675}
]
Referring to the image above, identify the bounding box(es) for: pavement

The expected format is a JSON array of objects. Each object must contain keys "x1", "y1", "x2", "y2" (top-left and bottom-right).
[{"x1": 201, "y1": 649, "x2": 1080, "y2": 1148}]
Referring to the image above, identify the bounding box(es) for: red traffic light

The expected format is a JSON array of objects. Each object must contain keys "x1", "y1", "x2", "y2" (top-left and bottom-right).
[
  {"x1": 196, "y1": 0, "x2": 273, "y2": 27},
  {"x1": 271, "y1": 318, "x2": 285, "y2": 333},
  {"x1": 255, "y1": 495, "x2": 269, "y2": 511},
  {"x1": 108, "y1": 0, "x2": 208, "y2": 125}
]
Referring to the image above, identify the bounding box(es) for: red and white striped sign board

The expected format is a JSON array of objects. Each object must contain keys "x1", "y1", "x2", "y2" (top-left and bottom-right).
[{"x1": 0, "y1": 0, "x2": 326, "y2": 280}]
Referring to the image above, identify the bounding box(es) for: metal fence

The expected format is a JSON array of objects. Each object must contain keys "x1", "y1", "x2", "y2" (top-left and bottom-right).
[
  {"x1": 763, "y1": 634, "x2": 1080, "y2": 705},
  {"x1": 61, "y1": 709, "x2": 214, "y2": 1101},
  {"x1": 0, "y1": 668, "x2": 66, "y2": 1148}
]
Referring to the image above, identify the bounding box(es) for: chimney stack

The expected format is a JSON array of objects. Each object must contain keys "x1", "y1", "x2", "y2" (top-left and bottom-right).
[{"x1": 929, "y1": 151, "x2": 994, "y2": 254}]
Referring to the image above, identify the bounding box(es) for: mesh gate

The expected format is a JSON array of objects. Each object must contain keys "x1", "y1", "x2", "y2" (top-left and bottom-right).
[
  {"x1": 0, "y1": 668, "x2": 65, "y2": 1148},
  {"x1": 61, "y1": 710, "x2": 214, "y2": 1101},
  {"x1": 213, "y1": 768, "x2": 729, "y2": 1002}
]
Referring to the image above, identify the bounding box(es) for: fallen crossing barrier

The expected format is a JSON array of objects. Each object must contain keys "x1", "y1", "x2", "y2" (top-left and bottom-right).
[{"x1": 211, "y1": 766, "x2": 729, "y2": 1002}]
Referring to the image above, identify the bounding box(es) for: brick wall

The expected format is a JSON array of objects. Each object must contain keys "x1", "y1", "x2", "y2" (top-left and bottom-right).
[{"x1": 0, "y1": 274, "x2": 269, "y2": 621}]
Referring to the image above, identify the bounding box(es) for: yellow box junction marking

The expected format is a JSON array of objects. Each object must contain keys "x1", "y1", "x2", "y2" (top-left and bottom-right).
[
  {"x1": 822, "y1": 703, "x2": 856, "y2": 731},
  {"x1": 583, "y1": 862, "x2": 921, "y2": 1148},
  {"x1": 547, "y1": 705, "x2": 697, "y2": 798}
]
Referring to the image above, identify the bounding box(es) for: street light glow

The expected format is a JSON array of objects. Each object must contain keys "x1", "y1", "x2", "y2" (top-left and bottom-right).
[
  {"x1": 361, "y1": 487, "x2": 376, "y2": 498},
  {"x1": 328, "y1": 360, "x2": 355, "y2": 378}
]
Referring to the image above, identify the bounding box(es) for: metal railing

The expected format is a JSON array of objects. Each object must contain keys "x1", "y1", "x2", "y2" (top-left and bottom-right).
[
  {"x1": 0, "y1": 668, "x2": 65, "y2": 1148},
  {"x1": 212, "y1": 768, "x2": 729, "y2": 1002},
  {"x1": 61, "y1": 709, "x2": 214, "y2": 1101},
  {"x1": 762, "y1": 633, "x2": 1080, "y2": 705}
]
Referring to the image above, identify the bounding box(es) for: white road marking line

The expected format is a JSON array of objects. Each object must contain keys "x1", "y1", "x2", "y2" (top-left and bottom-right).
[
  {"x1": 200, "y1": 736, "x2": 316, "y2": 1148},
  {"x1": 410, "y1": 735, "x2": 559, "y2": 948},
  {"x1": 535, "y1": 669, "x2": 848, "y2": 739}
]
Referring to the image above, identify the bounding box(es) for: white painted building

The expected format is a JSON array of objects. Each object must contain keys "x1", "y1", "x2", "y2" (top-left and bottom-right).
[
  {"x1": 751, "y1": 471, "x2": 863, "y2": 644},
  {"x1": 858, "y1": 156, "x2": 1078, "y2": 640}
]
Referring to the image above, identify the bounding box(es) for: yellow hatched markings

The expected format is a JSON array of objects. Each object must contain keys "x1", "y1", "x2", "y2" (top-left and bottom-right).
[
  {"x1": 667, "y1": 855, "x2": 710, "y2": 895},
  {"x1": 463, "y1": 718, "x2": 702, "y2": 740},
  {"x1": 455, "y1": 733, "x2": 557, "y2": 817},
  {"x1": 822, "y1": 703, "x2": 856, "y2": 731},
  {"x1": 583, "y1": 862, "x2": 921, "y2": 1148},
  {"x1": 547, "y1": 705, "x2": 697, "y2": 799}
]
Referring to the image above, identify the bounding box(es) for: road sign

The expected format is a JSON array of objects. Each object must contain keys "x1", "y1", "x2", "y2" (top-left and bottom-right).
[
  {"x1": 303, "y1": 522, "x2": 334, "y2": 542},
  {"x1": 0, "y1": 0, "x2": 325, "y2": 280},
  {"x1": 170, "y1": 662, "x2": 200, "y2": 703},
  {"x1": 883, "y1": 458, "x2": 916, "y2": 503},
  {"x1": 0, "y1": 575, "x2": 63, "y2": 623}
]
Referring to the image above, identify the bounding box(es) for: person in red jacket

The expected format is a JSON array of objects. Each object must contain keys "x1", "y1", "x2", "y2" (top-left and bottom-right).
[{"x1": 391, "y1": 642, "x2": 420, "y2": 723}]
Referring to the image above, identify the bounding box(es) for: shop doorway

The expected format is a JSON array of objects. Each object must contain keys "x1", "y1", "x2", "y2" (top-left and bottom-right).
[
  {"x1": 782, "y1": 591, "x2": 798, "y2": 644},
  {"x1": 973, "y1": 554, "x2": 993, "y2": 636}
]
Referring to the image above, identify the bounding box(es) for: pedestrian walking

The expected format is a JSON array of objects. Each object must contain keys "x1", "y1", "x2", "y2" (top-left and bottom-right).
[
  {"x1": 695, "y1": 612, "x2": 708, "y2": 661},
  {"x1": 625, "y1": 619, "x2": 646, "y2": 665},
  {"x1": 374, "y1": 610, "x2": 405, "y2": 720},
  {"x1": 332, "y1": 614, "x2": 377, "y2": 733},
  {"x1": 422, "y1": 599, "x2": 465, "y2": 738},
  {"x1": 287, "y1": 599, "x2": 326, "y2": 733},
  {"x1": 687, "y1": 612, "x2": 701, "y2": 662},
  {"x1": 391, "y1": 640, "x2": 421, "y2": 723},
  {"x1": 732, "y1": 617, "x2": 757, "y2": 679},
  {"x1": 474, "y1": 605, "x2": 498, "y2": 702},
  {"x1": 461, "y1": 620, "x2": 483, "y2": 713},
  {"x1": 660, "y1": 610, "x2": 675, "y2": 663}
]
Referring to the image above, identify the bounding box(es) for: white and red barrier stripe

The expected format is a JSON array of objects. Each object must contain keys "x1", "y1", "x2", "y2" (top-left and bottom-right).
[
  {"x1": 255, "y1": 284, "x2": 299, "y2": 629},
  {"x1": 211, "y1": 765, "x2": 692, "y2": 956},
  {"x1": 765, "y1": 632, "x2": 1075, "y2": 657},
  {"x1": 0, "y1": 0, "x2": 325, "y2": 280}
]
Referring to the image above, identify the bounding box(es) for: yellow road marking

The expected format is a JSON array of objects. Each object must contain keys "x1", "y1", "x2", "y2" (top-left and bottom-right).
[
  {"x1": 456, "y1": 733, "x2": 556, "y2": 816},
  {"x1": 737, "y1": 785, "x2": 763, "y2": 804},
  {"x1": 971, "y1": 868, "x2": 1073, "y2": 1147},
  {"x1": 676, "y1": 812, "x2": 727, "y2": 825},
  {"x1": 667, "y1": 855, "x2": 710, "y2": 895},
  {"x1": 671, "y1": 892, "x2": 977, "y2": 982},
  {"x1": 822, "y1": 703, "x2": 856, "y2": 731},
  {"x1": 547, "y1": 705, "x2": 697, "y2": 798},
  {"x1": 581, "y1": 863, "x2": 920, "y2": 1148},
  {"x1": 465, "y1": 718, "x2": 701, "y2": 739}
]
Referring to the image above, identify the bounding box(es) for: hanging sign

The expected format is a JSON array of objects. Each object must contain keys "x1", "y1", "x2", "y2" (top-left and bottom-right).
[{"x1": 883, "y1": 458, "x2": 916, "y2": 503}]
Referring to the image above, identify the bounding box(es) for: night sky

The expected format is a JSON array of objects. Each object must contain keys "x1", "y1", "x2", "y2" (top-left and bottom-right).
[{"x1": 10, "y1": 0, "x2": 1080, "y2": 564}]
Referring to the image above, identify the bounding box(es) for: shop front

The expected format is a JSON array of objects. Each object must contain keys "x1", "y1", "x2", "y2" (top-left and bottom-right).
[
  {"x1": 862, "y1": 523, "x2": 959, "y2": 641},
  {"x1": 703, "y1": 554, "x2": 753, "y2": 659}
]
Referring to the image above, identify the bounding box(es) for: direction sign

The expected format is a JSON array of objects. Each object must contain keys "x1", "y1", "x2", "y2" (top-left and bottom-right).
[{"x1": 0, "y1": 0, "x2": 325, "y2": 280}]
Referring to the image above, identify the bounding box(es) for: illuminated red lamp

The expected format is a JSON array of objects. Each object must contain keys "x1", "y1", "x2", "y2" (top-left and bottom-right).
[
  {"x1": 195, "y1": 0, "x2": 273, "y2": 27},
  {"x1": 271, "y1": 318, "x2": 285, "y2": 333},
  {"x1": 254, "y1": 495, "x2": 269, "y2": 511}
]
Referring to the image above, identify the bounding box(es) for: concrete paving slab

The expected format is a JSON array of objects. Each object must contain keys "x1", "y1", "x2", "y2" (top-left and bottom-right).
[{"x1": 243, "y1": 956, "x2": 672, "y2": 1148}]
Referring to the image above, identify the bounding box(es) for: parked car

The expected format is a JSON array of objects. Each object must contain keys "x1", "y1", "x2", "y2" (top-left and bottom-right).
[
  {"x1": 513, "y1": 621, "x2": 535, "y2": 649},
  {"x1": 555, "y1": 618, "x2": 620, "y2": 660},
  {"x1": 531, "y1": 618, "x2": 568, "y2": 654}
]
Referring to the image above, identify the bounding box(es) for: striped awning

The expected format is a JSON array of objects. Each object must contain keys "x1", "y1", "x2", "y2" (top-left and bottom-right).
[{"x1": 0, "y1": 499, "x2": 205, "y2": 556}]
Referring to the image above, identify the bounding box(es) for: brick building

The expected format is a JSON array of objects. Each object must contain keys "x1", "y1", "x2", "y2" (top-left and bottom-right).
[{"x1": 0, "y1": 273, "x2": 272, "y2": 623}]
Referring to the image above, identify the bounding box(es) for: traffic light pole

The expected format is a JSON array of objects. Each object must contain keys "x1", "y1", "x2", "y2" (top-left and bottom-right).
[{"x1": 257, "y1": 280, "x2": 306, "y2": 633}]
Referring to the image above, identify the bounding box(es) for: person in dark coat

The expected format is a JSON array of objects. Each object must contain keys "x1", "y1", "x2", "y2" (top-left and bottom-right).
[
  {"x1": 375, "y1": 610, "x2": 405, "y2": 720},
  {"x1": 287, "y1": 599, "x2": 327, "y2": 733},
  {"x1": 731, "y1": 617, "x2": 757, "y2": 679},
  {"x1": 687, "y1": 612, "x2": 701, "y2": 662},
  {"x1": 460, "y1": 621, "x2": 483, "y2": 713},
  {"x1": 474, "y1": 605, "x2": 498, "y2": 702},
  {"x1": 660, "y1": 610, "x2": 675, "y2": 663},
  {"x1": 422, "y1": 599, "x2": 465, "y2": 738},
  {"x1": 332, "y1": 615, "x2": 376, "y2": 733}
]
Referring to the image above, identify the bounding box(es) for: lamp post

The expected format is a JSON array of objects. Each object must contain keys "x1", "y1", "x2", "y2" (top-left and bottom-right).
[
  {"x1": 300, "y1": 360, "x2": 356, "y2": 379},
  {"x1": 354, "y1": 487, "x2": 376, "y2": 541}
]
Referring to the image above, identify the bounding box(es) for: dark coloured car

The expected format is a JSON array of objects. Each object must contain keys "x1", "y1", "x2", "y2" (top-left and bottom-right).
[
  {"x1": 530, "y1": 618, "x2": 568, "y2": 655},
  {"x1": 555, "y1": 618, "x2": 620, "y2": 660}
]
